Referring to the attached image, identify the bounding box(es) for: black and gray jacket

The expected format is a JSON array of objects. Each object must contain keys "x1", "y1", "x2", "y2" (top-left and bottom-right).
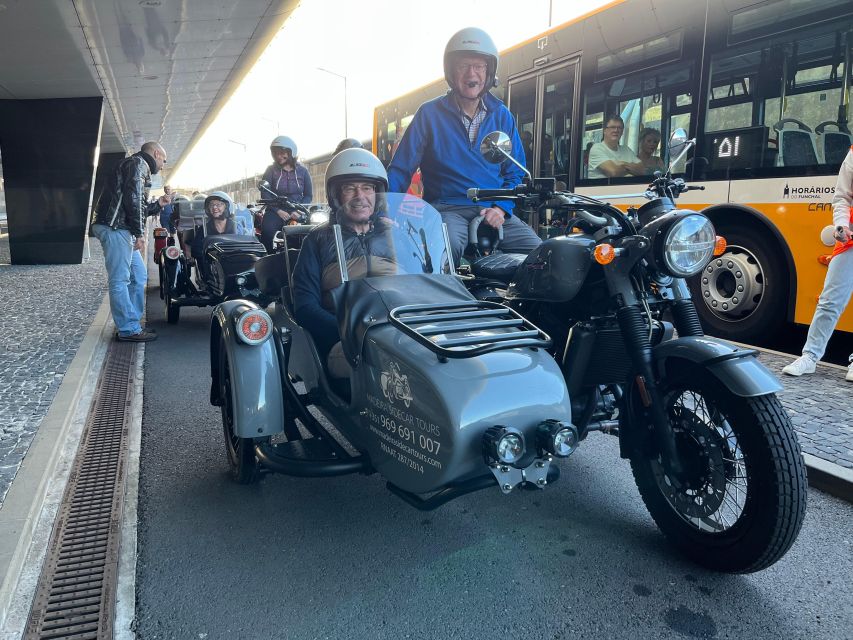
[
  {"x1": 292, "y1": 214, "x2": 396, "y2": 357},
  {"x1": 91, "y1": 151, "x2": 161, "y2": 237}
]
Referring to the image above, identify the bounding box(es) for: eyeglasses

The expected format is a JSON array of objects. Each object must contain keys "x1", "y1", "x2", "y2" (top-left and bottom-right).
[
  {"x1": 604, "y1": 125, "x2": 624, "y2": 132},
  {"x1": 455, "y1": 62, "x2": 487, "y2": 74},
  {"x1": 341, "y1": 183, "x2": 376, "y2": 196}
]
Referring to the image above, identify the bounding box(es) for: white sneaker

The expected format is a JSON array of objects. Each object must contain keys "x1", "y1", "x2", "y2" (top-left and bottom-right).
[
  {"x1": 846, "y1": 362, "x2": 853, "y2": 382},
  {"x1": 782, "y1": 355, "x2": 816, "y2": 377}
]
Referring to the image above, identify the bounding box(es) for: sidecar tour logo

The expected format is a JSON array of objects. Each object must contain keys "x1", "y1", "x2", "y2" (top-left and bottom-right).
[{"x1": 380, "y1": 361, "x2": 413, "y2": 408}]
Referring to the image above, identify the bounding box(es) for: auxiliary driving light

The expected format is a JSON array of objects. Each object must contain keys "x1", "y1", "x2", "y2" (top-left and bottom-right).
[
  {"x1": 235, "y1": 309, "x2": 272, "y2": 345},
  {"x1": 483, "y1": 426, "x2": 526, "y2": 465},
  {"x1": 537, "y1": 420, "x2": 579, "y2": 458},
  {"x1": 164, "y1": 246, "x2": 181, "y2": 260}
]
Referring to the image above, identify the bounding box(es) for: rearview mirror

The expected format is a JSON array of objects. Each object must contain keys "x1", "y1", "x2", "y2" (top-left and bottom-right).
[
  {"x1": 479, "y1": 131, "x2": 513, "y2": 164},
  {"x1": 668, "y1": 128, "x2": 689, "y2": 159}
]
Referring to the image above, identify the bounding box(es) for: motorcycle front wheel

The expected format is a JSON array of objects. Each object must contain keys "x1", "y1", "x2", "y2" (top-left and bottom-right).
[{"x1": 630, "y1": 363, "x2": 806, "y2": 573}]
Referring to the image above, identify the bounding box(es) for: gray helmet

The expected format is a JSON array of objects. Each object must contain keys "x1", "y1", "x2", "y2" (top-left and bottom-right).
[
  {"x1": 443, "y1": 27, "x2": 499, "y2": 90},
  {"x1": 334, "y1": 138, "x2": 363, "y2": 155},
  {"x1": 204, "y1": 191, "x2": 233, "y2": 218},
  {"x1": 270, "y1": 135, "x2": 297, "y2": 158},
  {"x1": 325, "y1": 148, "x2": 388, "y2": 210}
]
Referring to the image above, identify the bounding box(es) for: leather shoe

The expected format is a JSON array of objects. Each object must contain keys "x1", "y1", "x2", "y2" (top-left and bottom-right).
[{"x1": 117, "y1": 330, "x2": 158, "y2": 343}]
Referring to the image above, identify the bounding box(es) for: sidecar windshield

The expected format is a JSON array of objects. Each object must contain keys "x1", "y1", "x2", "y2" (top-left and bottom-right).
[{"x1": 332, "y1": 192, "x2": 451, "y2": 278}]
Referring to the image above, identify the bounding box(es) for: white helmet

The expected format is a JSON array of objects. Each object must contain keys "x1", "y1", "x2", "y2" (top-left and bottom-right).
[
  {"x1": 270, "y1": 135, "x2": 298, "y2": 157},
  {"x1": 443, "y1": 27, "x2": 499, "y2": 90},
  {"x1": 204, "y1": 191, "x2": 233, "y2": 218},
  {"x1": 325, "y1": 148, "x2": 388, "y2": 210}
]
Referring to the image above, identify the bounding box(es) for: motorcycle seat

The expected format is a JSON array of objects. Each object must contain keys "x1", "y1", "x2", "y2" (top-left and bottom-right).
[{"x1": 471, "y1": 252, "x2": 527, "y2": 282}]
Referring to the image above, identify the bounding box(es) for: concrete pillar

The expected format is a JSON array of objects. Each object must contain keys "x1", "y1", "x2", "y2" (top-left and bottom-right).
[{"x1": 0, "y1": 97, "x2": 104, "y2": 264}]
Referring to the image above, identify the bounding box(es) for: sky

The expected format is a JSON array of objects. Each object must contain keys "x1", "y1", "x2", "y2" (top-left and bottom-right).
[{"x1": 169, "y1": 0, "x2": 613, "y2": 189}]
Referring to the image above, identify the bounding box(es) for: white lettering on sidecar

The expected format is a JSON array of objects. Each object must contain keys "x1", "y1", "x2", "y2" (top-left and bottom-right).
[
  {"x1": 380, "y1": 361, "x2": 413, "y2": 408},
  {"x1": 367, "y1": 394, "x2": 441, "y2": 437},
  {"x1": 365, "y1": 393, "x2": 443, "y2": 473}
]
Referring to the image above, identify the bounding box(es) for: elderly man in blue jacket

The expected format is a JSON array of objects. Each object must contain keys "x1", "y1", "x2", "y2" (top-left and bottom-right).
[{"x1": 387, "y1": 27, "x2": 541, "y2": 264}]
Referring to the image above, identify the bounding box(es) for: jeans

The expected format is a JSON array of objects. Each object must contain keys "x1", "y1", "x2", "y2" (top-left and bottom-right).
[
  {"x1": 802, "y1": 248, "x2": 853, "y2": 362},
  {"x1": 92, "y1": 224, "x2": 147, "y2": 336},
  {"x1": 436, "y1": 204, "x2": 542, "y2": 265}
]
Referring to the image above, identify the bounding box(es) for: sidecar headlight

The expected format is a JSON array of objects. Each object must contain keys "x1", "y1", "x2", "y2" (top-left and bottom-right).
[
  {"x1": 236, "y1": 309, "x2": 272, "y2": 345},
  {"x1": 483, "y1": 426, "x2": 526, "y2": 465},
  {"x1": 662, "y1": 214, "x2": 715, "y2": 277},
  {"x1": 537, "y1": 421, "x2": 579, "y2": 458}
]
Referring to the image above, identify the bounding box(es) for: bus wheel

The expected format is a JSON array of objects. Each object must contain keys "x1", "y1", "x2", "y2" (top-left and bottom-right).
[{"x1": 690, "y1": 228, "x2": 787, "y2": 343}]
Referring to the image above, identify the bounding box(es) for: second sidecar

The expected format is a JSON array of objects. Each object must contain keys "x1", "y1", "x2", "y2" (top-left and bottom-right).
[{"x1": 209, "y1": 193, "x2": 578, "y2": 507}]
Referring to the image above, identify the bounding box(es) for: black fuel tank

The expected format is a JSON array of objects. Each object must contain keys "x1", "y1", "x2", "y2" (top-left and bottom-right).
[{"x1": 505, "y1": 234, "x2": 595, "y2": 302}]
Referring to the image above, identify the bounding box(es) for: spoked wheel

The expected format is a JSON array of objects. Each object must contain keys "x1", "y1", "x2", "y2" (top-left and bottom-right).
[
  {"x1": 219, "y1": 338, "x2": 259, "y2": 484},
  {"x1": 630, "y1": 364, "x2": 806, "y2": 573}
]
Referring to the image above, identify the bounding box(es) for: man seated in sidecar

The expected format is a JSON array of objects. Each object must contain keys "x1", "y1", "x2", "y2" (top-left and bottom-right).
[{"x1": 291, "y1": 148, "x2": 397, "y2": 378}]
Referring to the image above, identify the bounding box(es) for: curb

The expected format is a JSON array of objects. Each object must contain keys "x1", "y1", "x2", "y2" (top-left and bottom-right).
[
  {"x1": 737, "y1": 342, "x2": 853, "y2": 503},
  {"x1": 0, "y1": 297, "x2": 113, "y2": 632}
]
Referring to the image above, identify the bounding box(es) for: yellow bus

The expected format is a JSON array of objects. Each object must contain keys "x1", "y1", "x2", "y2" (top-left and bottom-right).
[{"x1": 373, "y1": 0, "x2": 853, "y2": 343}]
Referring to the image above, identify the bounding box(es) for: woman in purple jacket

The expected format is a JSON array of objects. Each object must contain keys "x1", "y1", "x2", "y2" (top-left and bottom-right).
[{"x1": 260, "y1": 135, "x2": 313, "y2": 252}]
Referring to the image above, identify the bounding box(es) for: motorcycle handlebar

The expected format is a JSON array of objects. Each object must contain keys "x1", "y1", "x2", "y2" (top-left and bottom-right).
[{"x1": 467, "y1": 185, "x2": 529, "y2": 201}]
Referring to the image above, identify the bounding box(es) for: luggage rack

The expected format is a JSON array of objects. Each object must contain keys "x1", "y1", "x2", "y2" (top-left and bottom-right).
[{"x1": 388, "y1": 300, "x2": 551, "y2": 360}]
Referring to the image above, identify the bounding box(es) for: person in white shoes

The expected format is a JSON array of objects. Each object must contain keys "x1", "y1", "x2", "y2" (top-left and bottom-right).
[{"x1": 783, "y1": 146, "x2": 853, "y2": 381}]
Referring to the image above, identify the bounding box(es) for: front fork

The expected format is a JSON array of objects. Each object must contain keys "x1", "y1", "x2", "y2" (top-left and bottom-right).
[{"x1": 609, "y1": 263, "x2": 704, "y2": 475}]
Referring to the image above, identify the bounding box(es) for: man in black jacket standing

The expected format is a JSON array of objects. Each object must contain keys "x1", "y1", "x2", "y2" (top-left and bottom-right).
[{"x1": 91, "y1": 141, "x2": 169, "y2": 342}]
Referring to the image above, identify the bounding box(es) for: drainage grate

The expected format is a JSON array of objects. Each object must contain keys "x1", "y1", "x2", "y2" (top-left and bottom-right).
[{"x1": 24, "y1": 342, "x2": 136, "y2": 640}]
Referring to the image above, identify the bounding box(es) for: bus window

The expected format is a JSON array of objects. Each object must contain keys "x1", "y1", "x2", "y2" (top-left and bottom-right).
[
  {"x1": 508, "y1": 76, "x2": 537, "y2": 173},
  {"x1": 701, "y1": 22, "x2": 852, "y2": 177},
  {"x1": 540, "y1": 65, "x2": 575, "y2": 188},
  {"x1": 580, "y1": 62, "x2": 694, "y2": 183}
]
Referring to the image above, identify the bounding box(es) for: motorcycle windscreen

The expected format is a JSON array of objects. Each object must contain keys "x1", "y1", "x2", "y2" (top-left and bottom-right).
[{"x1": 331, "y1": 193, "x2": 452, "y2": 281}]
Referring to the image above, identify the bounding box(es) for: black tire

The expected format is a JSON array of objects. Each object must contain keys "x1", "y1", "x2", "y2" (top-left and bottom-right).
[
  {"x1": 158, "y1": 263, "x2": 165, "y2": 300},
  {"x1": 629, "y1": 363, "x2": 806, "y2": 573},
  {"x1": 219, "y1": 338, "x2": 259, "y2": 484},
  {"x1": 164, "y1": 275, "x2": 180, "y2": 324},
  {"x1": 689, "y1": 227, "x2": 788, "y2": 342}
]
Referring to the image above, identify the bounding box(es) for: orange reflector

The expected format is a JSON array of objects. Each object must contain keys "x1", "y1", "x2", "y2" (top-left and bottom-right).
[
  {"x1": 594, "y1": 244, "x2": 616, "y2": 265},
  {"x1": 164, "y1": 246, "x2": 181, "y2": 260},
  {"x1": 713, "y1": 235, "x2": 727, "y2": 256},
  {"x1": 240, "y1": 313, "x2": 270, "y2": 342}
]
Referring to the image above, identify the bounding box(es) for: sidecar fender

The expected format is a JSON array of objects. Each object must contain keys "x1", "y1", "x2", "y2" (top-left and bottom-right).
[
  {"x1": 653, "y1": 336, "x2": 782, "y2": 397},
  {"x1": 209, "y1": 299, "x2": 284, "y2": 438}
]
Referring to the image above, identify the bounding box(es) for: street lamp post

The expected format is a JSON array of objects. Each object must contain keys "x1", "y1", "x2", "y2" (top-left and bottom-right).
[
  {"x1": 227, "y1": 139, "x2": 248, "y2": 205},
  {"x1": 316, "y1": 67, "x2": 348, "y2": 138}
]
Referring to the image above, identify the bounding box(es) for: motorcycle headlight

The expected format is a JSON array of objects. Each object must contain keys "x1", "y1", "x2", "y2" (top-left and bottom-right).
[
  {"x1": 483, "y1": 426, "x2": 526, "y2": 466},
  {"x1": 661, "y1": 214, "x2": 715, "y2": 277},
  {"x1": 310, "y1": 211, "x2": 329, "y2": 225}
]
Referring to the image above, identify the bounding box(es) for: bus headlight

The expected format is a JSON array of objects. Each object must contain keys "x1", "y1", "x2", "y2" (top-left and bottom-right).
[{"x1": 661, "y1": 214, "x2": 715, "y2": 277}]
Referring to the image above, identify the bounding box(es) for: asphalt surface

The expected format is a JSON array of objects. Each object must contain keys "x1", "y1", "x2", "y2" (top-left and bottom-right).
[{"x1": 135, "y1": 287, "x2": 853, "y2": 640}]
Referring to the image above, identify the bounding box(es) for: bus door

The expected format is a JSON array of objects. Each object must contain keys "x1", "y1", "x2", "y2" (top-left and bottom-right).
[{"x1": 507, "y1": 59, "x2": 579, "y2": 236}]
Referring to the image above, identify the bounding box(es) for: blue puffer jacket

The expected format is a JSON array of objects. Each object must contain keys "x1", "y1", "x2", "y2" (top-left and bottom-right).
[{"x1": 387, "y1": 91, "x2": 526, "y2": 215}]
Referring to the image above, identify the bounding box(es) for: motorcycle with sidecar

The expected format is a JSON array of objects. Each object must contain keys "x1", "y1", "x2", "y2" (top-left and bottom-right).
[
  {"x1": 159, "y1": 192, "x2": 269, "y2": 324},
  {"x1": 457, "y1": 129, "x2": 807, "y2": 572},
  {"x1": 210, "y1": 175, "x2": 804, "y2": 573}
]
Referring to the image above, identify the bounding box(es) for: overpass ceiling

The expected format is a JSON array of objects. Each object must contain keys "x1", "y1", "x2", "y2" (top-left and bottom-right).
[{"x1": 0, "y1": 0, "x2": 299, "y2": 172}]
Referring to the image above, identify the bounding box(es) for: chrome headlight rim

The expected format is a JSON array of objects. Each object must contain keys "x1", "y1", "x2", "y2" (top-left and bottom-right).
[
  {"x1": 483, "y1": 426, "x2": 526, "y2": 466},
  {"x1": 661, "y1": 213, "x2": 716, "y2": 278}
]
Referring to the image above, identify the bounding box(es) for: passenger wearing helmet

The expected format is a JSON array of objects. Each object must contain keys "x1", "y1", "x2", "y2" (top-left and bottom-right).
[
  {"x1": 260, "y1": 135, "x2": 313, "y2": 252},
  {"x1": 333, "y1": 138, "x2": 363, "y2": 155},
  {"x1": 187, "y1": 192, "x2": 237, "y2": 273},
  {"x1": 387, "y1": 27, "x2": 541, "y2": 264},
  {"x1": 292, "y1": 149, "x2": 396, "y2": 378}
]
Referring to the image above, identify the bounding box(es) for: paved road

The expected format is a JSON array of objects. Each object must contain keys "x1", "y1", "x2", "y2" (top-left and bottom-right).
[{"x1": 135, "y1": 284, "x2": 853, "y2": 639}]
